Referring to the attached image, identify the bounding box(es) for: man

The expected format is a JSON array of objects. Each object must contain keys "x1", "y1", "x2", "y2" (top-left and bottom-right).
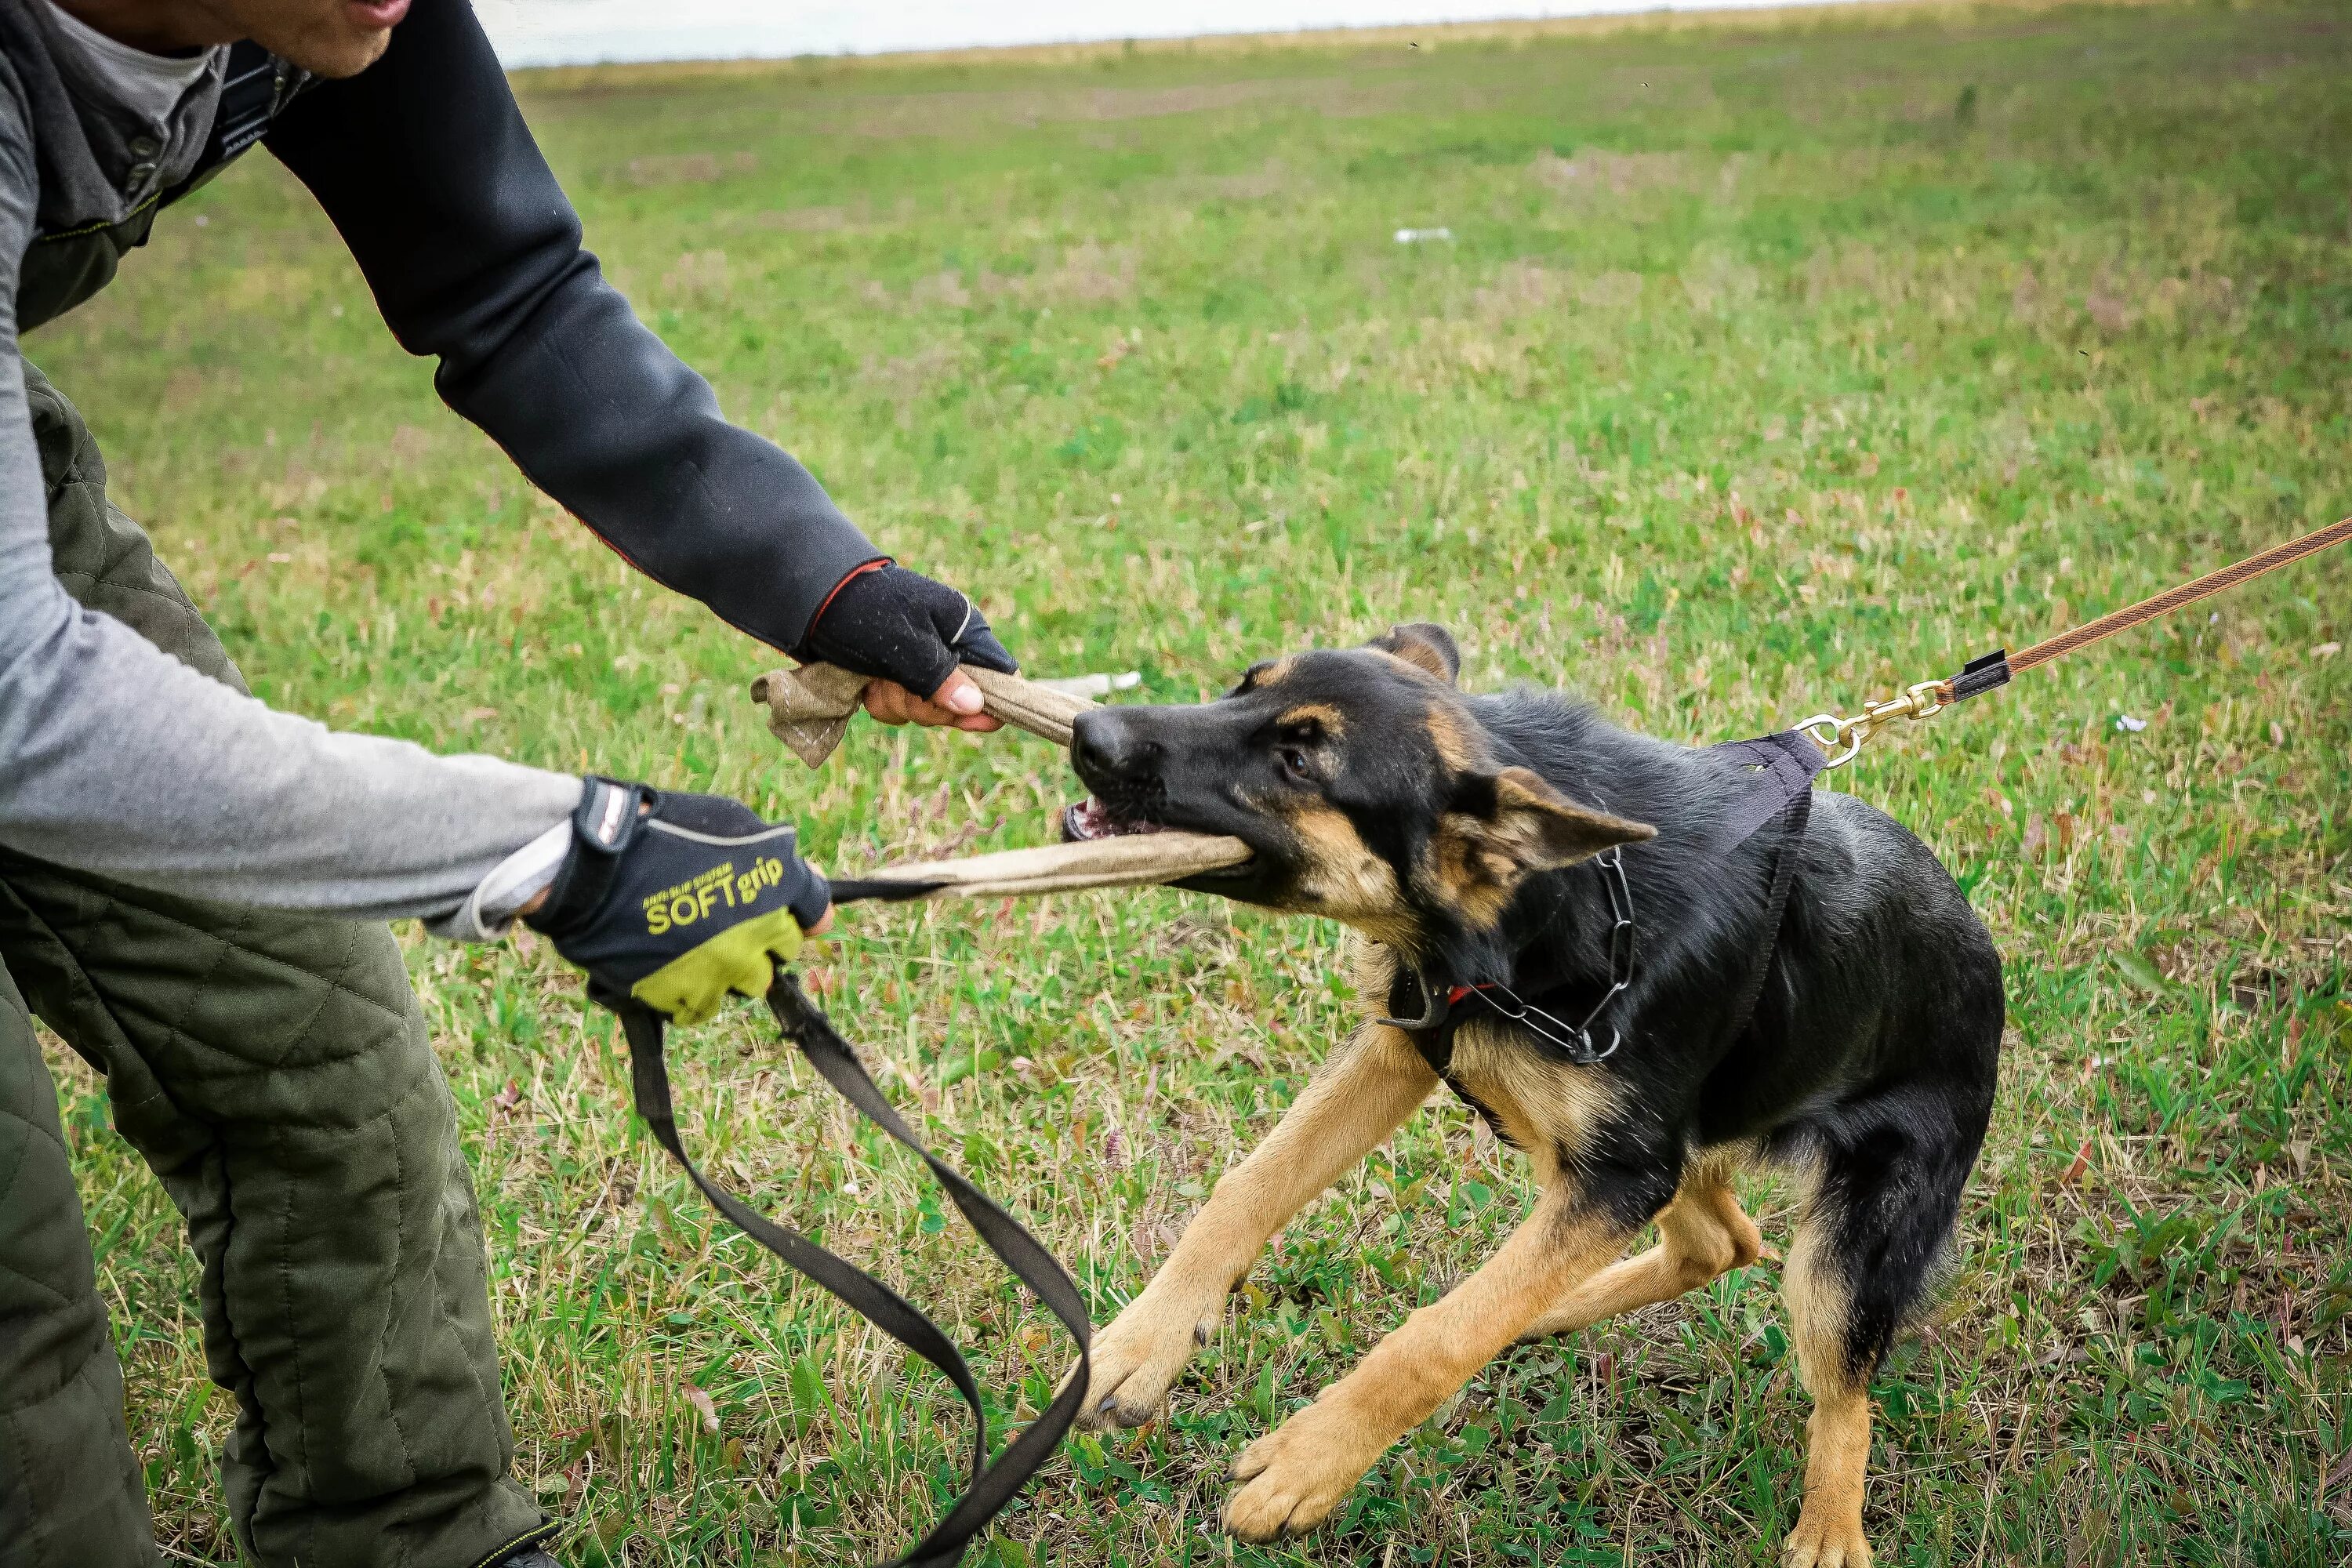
[{"x1": 0, "y1": 2, "x2": 1015, "y2": 1565}]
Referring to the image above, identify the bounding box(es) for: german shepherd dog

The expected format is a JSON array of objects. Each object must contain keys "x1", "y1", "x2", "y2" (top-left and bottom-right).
[{"x1": 1061, "y1": 625, "x2": 2002, "y2": 1565}]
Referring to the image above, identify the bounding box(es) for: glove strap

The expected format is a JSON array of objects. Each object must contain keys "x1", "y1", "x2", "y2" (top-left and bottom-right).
[
  {"x1": 609, "y1": 975, "x2": 1091, "y2": 1568},
  {"x1": 533, "y1": 778, "x2": 652, "y2": 934}
]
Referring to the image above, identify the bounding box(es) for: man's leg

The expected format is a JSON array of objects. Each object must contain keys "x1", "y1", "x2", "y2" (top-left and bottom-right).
[
  {"x1": 10, "y1": 361, "x2": 551, "y2": 1568},
  {"x1": 0, "y1": 960, "x2": 155, "y2": 1568}
]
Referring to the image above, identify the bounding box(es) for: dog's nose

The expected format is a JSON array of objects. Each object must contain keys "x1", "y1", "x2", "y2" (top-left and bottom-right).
[{"x1": 1072, "y1": 710, "x2": 1159, "y2": 783}]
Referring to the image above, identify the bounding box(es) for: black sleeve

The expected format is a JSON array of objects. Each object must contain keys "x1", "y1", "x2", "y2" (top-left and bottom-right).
[{"x1": 262, "y1": 0, "x2": 880, "y2": 653}]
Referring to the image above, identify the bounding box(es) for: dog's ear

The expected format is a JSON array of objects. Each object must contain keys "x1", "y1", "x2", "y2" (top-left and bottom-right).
[
  {"x1": 1367, "y1": 622, "x2": 1461, "y2": 684},
  {"x1": 1446, "y1": 768, "x2": 1655, "y2": 887}
]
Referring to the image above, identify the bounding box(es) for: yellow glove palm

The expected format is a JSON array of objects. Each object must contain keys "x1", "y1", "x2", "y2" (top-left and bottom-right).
[{"x1": 628, "y1": 907, "x2": 805, "y2": 1027}]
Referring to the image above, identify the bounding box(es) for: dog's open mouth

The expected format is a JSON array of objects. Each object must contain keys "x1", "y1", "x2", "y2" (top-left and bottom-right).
[{"x1": 1062, "y1": 797, "x2": 1167, "y2": 843}]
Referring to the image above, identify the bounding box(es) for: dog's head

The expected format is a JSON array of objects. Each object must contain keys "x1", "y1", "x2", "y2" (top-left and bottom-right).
[{"x1": 1065, "y1": 624, "x2": 1654, "y2": 960}]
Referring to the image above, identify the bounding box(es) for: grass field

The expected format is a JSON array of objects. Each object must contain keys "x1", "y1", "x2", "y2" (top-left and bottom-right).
[{"x1": 31, "y1": 0, "x2": 2352, "y2": 1562}]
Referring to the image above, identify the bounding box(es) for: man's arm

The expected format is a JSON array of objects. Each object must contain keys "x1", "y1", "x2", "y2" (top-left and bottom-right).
[
  {"x1": 260, "y1": 0, "x2": 889, "y2": 659},
  {"x1": 0, "y1": 64, "x2": 580, "y2": 923}
]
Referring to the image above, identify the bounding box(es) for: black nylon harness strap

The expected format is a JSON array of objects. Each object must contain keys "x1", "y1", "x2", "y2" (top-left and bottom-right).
[
  {"x1": 610, "y1": 971, "x2": 1090, "y2": 1567},
  {"x1": 1704, "y1": 730, "x2": 1826, "y2": 859},
  {"x1": 1705, "y1": 731, "x2": 1824, "y2": 1047}
]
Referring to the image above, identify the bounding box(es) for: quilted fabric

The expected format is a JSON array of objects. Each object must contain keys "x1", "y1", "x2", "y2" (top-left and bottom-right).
[{"x1": 0, "y1": 364, "x2": 550, "y2": 1568}]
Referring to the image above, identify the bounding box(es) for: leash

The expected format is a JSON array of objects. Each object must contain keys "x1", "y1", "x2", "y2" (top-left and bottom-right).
[
  {"x1": 607, "y1": 963, "x2": 1089, "y2": 1567},
  {"x1": 1797, "y1": 515, "x2": 2350, "y2": 766}
]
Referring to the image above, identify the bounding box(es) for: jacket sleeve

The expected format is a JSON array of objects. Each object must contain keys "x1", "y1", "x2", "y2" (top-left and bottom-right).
[{"x1": 261, "y1": 0, "x2": 881, "y2": 654}]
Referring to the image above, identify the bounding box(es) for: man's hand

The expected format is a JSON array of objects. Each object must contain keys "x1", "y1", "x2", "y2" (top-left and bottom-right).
[
  {"x1": 525, "y1": 779, "x2": 832, "y2": 1026},
  {"x1": 857, "y1": 672, "x2": 993, "y2": 730},
  {"x1": 798, "y1": 562, "x2": 1017, "y2": 734}
]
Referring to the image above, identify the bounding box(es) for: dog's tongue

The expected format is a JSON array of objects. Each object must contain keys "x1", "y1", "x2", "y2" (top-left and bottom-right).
[{"x1": 1062, "y1": 797, "x2": 1163, "y2": 842}]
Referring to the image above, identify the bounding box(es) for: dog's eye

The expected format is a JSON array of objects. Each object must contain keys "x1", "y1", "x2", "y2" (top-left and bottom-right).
[{"x1": 1277, "y1": 746, "x2": 1313, "y2": 782}]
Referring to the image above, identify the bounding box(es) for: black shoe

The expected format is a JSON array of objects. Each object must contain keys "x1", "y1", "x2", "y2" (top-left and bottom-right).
[{"x1": 498, "y1": 1553, "x2": 561, "y2": 1568}]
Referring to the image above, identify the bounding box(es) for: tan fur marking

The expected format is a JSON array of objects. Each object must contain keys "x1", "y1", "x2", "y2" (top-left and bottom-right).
[
  {"x1": 1364, "y1": 647, "x2": 1444, "y2": 684},
  {"x1": 1521, "y1": 1157, "x2": 1762, "y2": 1338},
  {"x1": 1425, "y1": 702, "x2": 1482, "y2": 773},
  {"x1": 1226, "y1": 1182, "x2": 1628, "y2": 1541},
  {"x1": 1283, "y1": 801, "x2": 1408, "y2": 938},
  {"x1": 1428, "y1": 812, "x2": 1519, "y2": 930},
  {"x1": 1373, "y1": 626, "x2": 1457, "y2": 681},
  {"x1": 1444, "y1": 1018, "x2": 1620, "y2": 1184},
  {"x1": 1080, "y1": 1025, "x2": 1436, "y2": 1432},
  {"x1": 1782, "y1": 1189, "x2": 1877, "y2": 1568},
  {"x1": 1344, "y1": 931, "x2": 1396, "y2": 1016},
  {"x1": 1246, "y1": 655, "x2": 1294, "y2": 689},
  {"x1": 1276, "y1": 702, "x2": 1347, "y2": 739}
]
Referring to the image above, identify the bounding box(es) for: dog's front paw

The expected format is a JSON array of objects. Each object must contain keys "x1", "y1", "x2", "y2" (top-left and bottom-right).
[
  {"x1": 1079, "y1": 1288, "x2": 1219, "y2": 1432},
  {"x1": 1782, "y1": 1508, "x2": 1873, "y2": 1568},
  {"x1": 1222, "y1": 1397, "x2": 1384, "y2": 1541}
]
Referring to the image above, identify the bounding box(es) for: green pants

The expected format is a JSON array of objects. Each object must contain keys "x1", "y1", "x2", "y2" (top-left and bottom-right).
[{"x1": 0, "y1": 366, "x2": 553, "y2": 1568}]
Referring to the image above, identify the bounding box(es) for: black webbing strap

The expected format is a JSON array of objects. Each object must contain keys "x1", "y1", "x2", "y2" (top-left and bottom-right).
[
  {"x1": 1708, "y1": 731, "x2": 1823, "y2": 1046},
  {"x1": 1704, "y1": 730, "x2": 1824, "y2": 857},
  {"x1": 822, "y1": 876, "x2": 947, "y2": 906},
  {"x1": 157, "y1": 42, "x2": 282, "y2": 209},
  {"x1": 611, "y1": 972, "x2": 1090, "y2": 1567}
]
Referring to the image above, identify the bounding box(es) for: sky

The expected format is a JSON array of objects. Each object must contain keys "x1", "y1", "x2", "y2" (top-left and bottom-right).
[{"x1": 474, "y1": 0, "x2": 1865, "y2": 67}]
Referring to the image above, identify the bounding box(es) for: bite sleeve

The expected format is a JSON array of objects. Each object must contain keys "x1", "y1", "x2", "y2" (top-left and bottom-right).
[{"x1": 262, "y1": 0, "x2": 883, "y2": 654}]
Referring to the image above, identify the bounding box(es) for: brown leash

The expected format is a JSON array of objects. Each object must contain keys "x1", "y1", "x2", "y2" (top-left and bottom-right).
[{"x1": 1798, "y1": 516, "x2": 2351, "y2": 765}]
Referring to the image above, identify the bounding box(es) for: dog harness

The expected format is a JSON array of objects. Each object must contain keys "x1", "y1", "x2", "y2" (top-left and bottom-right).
[{"x1": 1383, "y1": 729, "x2": 1825, "y2": 1123}]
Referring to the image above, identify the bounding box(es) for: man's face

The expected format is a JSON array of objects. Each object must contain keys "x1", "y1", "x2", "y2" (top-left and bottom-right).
[{"x1": 209, "y1": 0, "x2": 408, "y2": 77}]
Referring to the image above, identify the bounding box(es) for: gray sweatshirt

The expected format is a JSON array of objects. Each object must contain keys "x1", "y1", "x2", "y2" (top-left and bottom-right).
[
  {"x1": 0, "y1": 24, "x2": 579, "y2": 925},
  {"x1": 1, "y1": 2, "x2": 885, "y2": 931}
]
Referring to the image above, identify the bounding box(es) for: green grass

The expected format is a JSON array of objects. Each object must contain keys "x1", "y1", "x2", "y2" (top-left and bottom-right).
[{"x1": 30, "y1": 0, "x2": 2352, "y2": 1561}]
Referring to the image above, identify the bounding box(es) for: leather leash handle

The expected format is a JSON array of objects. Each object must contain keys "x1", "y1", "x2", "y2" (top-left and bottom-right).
[
  {"x1": 611, "y1": 973, "x2": 1091, "y2": 1567},
  {"x1": 2007, "y1": 514, "x2": 2352, "y2": 678},
  {"x1": 751, "y1": 662, "x2": 1095, "y2": 767},
  {"x1": 1803, "y1": 516, "x2": 2351, "y2": 764},
  {"x1": 1944, "y1": 514, "x2": 2352, "y2": 703}
]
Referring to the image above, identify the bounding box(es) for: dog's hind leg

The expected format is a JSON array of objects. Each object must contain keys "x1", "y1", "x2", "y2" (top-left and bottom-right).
[
  {"x1": 1517, "y1": 1160, "x2": 1759, "y2": 1339},
  {"x1": 1780, "y1": 1086, "x2": 1987, "y2": 1568},
  {"x1": 1780, "y1": 1204, "x2": 1877, "y2": 1568},
  {"x1": 1080, "y1": 1024, "x2": 1436, "y2": 1432}
]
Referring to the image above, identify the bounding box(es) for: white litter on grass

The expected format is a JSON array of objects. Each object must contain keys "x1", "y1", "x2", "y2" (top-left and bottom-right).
[
  {"x1": 1035, "y1": 671, "x2": 1142, "y2": 699},
  {"x1": 2114, "y1": 714, "x2": 2148, "y2": 733},
  {"x1": 1394, "y1": 226, "x2": 1454, "y2": 244}
]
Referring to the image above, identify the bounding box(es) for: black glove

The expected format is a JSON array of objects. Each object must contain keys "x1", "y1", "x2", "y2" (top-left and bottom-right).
[
  {"x1": 797, "y1": 561, "x2": 1018, "y2": 699},
  {"x1": 526, "y1": 779, "x2": 830, "y2": 1025}
]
